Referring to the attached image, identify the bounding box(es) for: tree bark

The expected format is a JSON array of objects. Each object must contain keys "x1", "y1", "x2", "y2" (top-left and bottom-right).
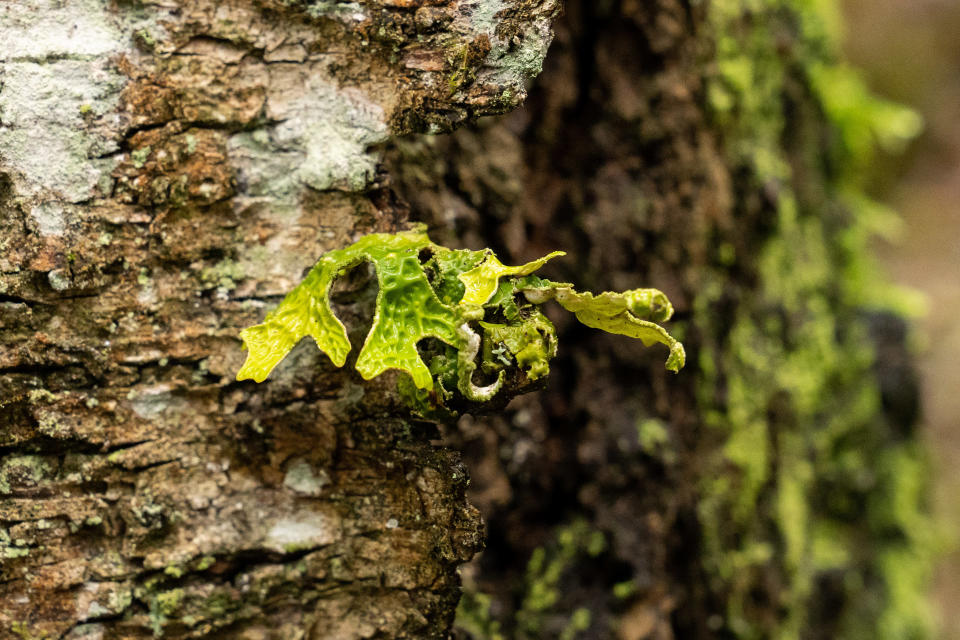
[
  {"x1": 0, "y1": 1, "x2": 556, "y2": 638},
  {"x1": 0, "y1": 1, "x2": 932, "y2": 640}
]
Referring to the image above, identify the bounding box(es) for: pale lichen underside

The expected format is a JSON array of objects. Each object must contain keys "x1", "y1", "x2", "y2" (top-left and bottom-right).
[{"x1": 236, "y1": 227, "x2": 685, "y2": 403}]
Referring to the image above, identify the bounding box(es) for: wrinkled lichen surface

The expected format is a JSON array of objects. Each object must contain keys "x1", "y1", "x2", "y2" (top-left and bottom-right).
[{"x1": 236, "y1": 226, "x2": 683, "y2": 413}]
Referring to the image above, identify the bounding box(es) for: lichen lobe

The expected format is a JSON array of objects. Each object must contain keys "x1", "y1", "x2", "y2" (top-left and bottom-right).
[{"x1": 236, "y1": 227, "x2": 685, "y2": 411}]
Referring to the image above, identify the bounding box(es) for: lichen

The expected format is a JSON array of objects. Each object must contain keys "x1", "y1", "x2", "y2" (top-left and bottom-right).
[
  {"x1": 10, "y1": 622, "x2": 42, "y2": 640},
  {"x1": 236, "y1": 226, "x2": 684, "y2": 414},
  {"x1": 0, "y1": 455, "x2": 51, "y2": 494},
  {"x1": 283, "y1": 459, "x2": 329, "y2": 496},
  {"x1": 0, "y1": 0, "x2": 166, "y2": 203},
  {"x1": 130, "y1": 146, "x2": 152, "y2": 169},
  {"x1": 454, "y1": 0, "x2": 560, "y2": 104},
  {"x1": 199, "y1": 258, "x2": 245, "y2": 292},
  {"x1": 1, "y1": 527, "x2": 31, "y2": 560},
  {"x1": 264, "y1": 512, "x2": 339, "y2": 553},
  {"x1": 148, "y1": 588, "x2": 185, "y2": 636}
]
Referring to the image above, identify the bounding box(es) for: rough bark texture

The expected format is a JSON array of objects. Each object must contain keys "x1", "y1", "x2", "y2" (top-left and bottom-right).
[
  {"x1": 0, "y1": 1, "x2": 933, "y2": 640},
  {"x1": 0, "y1": 1, "x2": 557, "y2": 638}
]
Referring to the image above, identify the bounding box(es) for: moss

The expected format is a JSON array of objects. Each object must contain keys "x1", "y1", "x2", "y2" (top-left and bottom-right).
[
  {"x1": 698, "y1": 1, "x2": 936, "y2": 638},
  {"x1": 611, "y1": 580, "x2": 638, "y2": 600},
  {"x1": 636, "y1": 417, "x2": 675, "y2": 464},
  {"x1": 559, "y1": 608, "x2": 591, "y2": 640},
  {"x1": 131, "y1": 146, "x2": 152, "y2": 169},
  {"x1": 455, "y1": 592, "x2": 506, "y2": 640},
  {"x1": 447, "y1": 43, "x2": 482, "y2": 95},
  {"x1": 456, "y1": 518, "x2": 606, "y2": 640},
  {"x1": 199, "y1": 258, "x2": 245, "y2": 292},
  {"x1": 10, "y1": 622, "x2": 45, "y2": 640}
]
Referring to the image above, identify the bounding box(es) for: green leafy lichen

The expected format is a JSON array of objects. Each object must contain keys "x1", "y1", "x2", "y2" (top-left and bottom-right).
[
  {"x1": 458, "y1": 250, "x2": 565, "y2": 305},
  {"x1": 237, "y1": 225, "x2": 684, "y2": 410},
  {"x1": 521, "y1": 279, "x2": 685, "y2": 373}
]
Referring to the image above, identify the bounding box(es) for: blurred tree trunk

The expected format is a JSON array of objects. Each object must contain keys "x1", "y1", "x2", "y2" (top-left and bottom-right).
[
  {"x1": 0, "y1": 1, "x2": 932, "y2": 640},
  {"x1": 390, "y1": 1, "x2": 933, "y2": 639}
]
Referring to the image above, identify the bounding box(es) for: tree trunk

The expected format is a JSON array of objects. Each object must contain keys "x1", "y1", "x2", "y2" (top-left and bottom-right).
[
  {"x1": 389, "y1": 1, "x2": 933, "y2": 639},
  {"x1": 0, "y1": 1, "x2": 932, "y2": 640},
  {"x1": 0, "y1": 1, "x2": 556, "y2": 637}
]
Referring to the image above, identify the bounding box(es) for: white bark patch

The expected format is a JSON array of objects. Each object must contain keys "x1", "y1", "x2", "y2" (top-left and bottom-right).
[
  {"x1": 0, "y1": 0, "x2": 165, "y2": 213},
  {"x1": 457, "y1": 0, "x2": 508, "y2": 37},
  {"x1": 484, "y1": 16, "x2": 555, "y2": 89},
  {"x1": 264, "y1": 511, "x2": 340, "y2": 552},
  {"x1": 455, "y1": 0, "x2": 557, "y2": 97},
  {"x1": 0, "y1": 0, "x2": 122, "y2": 60},
  {"x1": 284, "y1": 459, "x2": 330, "y2": 497},
  {"x1": 30, "y1": 201, "x2": 66, "y2": 236},
  {"x1": 129, "y1": 385, "x2": 181, "y2": 419},
  {"x1": 292, "y1": 1, "x2": 366, "y2": 22},
  {"x1": 74, "y1": 581, "x2": 132, "y2": 624},
  {"x1": 228, "y1": 71, "x2": 388, "y2": 202},
  {"x1": 0, "y1": 59, "x2": 125, "y2": 203}
]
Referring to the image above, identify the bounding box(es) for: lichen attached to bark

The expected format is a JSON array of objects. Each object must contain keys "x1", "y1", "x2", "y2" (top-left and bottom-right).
[{"x1": 236, "y1": 225, "x2": 685, "y2": 412}]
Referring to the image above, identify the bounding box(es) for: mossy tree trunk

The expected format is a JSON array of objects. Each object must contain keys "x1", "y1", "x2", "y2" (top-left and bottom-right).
[
  {"x1": 0, "y1": 1, "x2": 931, "y2": 640},
  {"x1": 391, "y1": 1, "x2": 932, "y2": 639}
]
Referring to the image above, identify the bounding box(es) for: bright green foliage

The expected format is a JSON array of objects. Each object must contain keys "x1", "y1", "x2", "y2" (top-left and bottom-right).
[
  {"x1": 236, "y1": 228, "x2": 447, "y2": 386},
  {"x1": 353, "y1": 238, "x2": 462, "y2": 389},
  {"x1": 237, "y1": 226, "x2": 684, "y2": 408},
  {"x1": 480, "y1": 310, "x2": 556, "y2": 381}
]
